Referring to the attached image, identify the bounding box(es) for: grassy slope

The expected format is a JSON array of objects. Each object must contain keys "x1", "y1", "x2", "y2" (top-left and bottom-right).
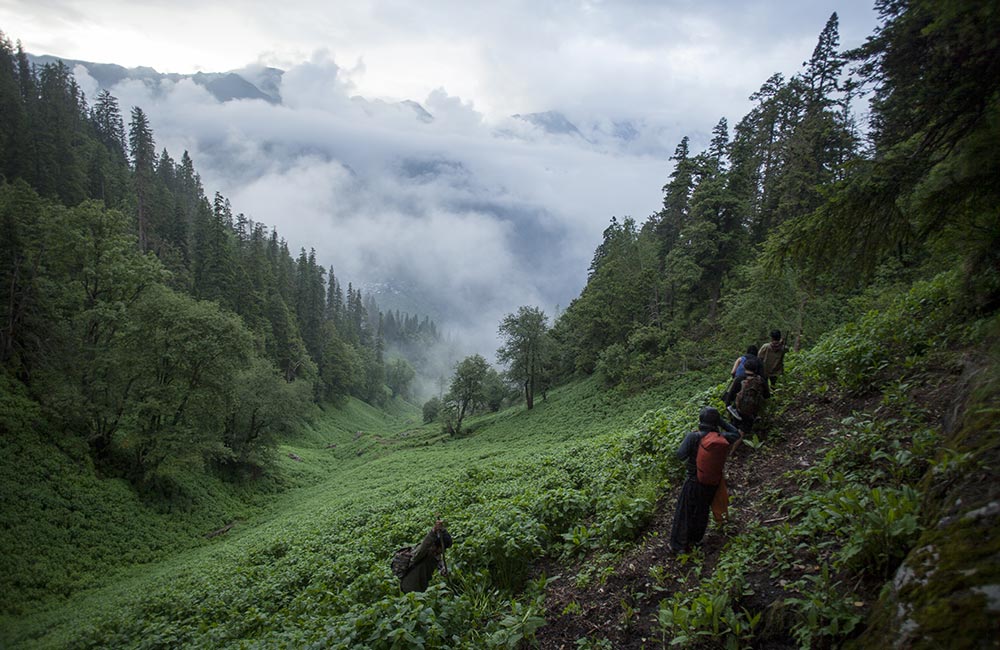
[
  {"x1": 0, "y1": 375, "x2": 710, "y2": 648},
  {"x1": 0, "y1": 396, "x2": 417, "y2": 632},
  {"x1": 536, "y1": 273, "x2": 1000, "y2": 649}
]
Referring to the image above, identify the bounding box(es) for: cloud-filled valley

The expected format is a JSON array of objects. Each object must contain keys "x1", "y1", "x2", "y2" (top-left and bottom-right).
[
  {"x1": 7, "y1": 0, "x2": 880, "y2": 363},
  {"x1": 69, "y1": 58, "x2": 671, "y2": 360}
]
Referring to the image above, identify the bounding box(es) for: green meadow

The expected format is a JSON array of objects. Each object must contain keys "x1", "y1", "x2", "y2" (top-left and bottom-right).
[{"x1": 1, "y1": 373, "x2": 713, "y2": 649}]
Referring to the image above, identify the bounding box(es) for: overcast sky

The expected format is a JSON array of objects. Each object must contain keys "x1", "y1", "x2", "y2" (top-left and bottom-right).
[{"x1": 1, "y1": 0, "x2": 881, "y2": 363}]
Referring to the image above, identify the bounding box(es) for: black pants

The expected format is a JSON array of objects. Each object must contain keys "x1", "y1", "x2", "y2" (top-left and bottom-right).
[
  {"x1": 723, "y1": 377, "x2": 740, "y2": 405},
  {"x1": 670, "y1": 478, "x2": 718, "y2": 553}
]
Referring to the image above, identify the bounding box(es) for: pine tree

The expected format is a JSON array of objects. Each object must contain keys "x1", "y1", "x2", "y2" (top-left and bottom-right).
[
  {"x1": 0, "y1": 33, "x2": 28, "y2": 183},
  {"x1": 803, "y1": 13, "x2": 844, "y2": 108},
  {"x1": 35, "y1": 62, "x2": 87, "y2": 204},
  {"x1": 128, "y1": 106, "x2": 155, "y2": 251},
  {"x1": 91, "y1": 90, "x2": 127, "y2": 161},
  {"x1": 655, "y1": 137, "x2": 697, "y2": 256},
  {"x1": 770, "y1": 0, "x2": 1000, "y2": 306}
]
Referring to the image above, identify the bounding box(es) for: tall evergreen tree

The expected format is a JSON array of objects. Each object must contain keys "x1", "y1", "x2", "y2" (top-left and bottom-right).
[
  {"x1": 771, "y1": 0, "x2": 1000, "y2": 307},
  {"x1": 35, "y1": 62, "x2": 87, "y2": 204},
  {"x1": 0, "y1": 33, "x2": 28, "y2": 183},
  {"x1": 128, "y1": 106, "x2": 155, "y2": 251},
  {"x1": 91, "y1": 90, "x2": 127, "y2": 160},
  {"x1": 655, "y1": 136, "x2": 696, "y2": 256}
]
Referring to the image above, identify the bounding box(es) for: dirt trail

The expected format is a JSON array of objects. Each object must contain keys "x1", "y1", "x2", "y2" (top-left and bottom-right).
[{"x1": 532, "y1": 391, "x2": 880, "y2": 649}]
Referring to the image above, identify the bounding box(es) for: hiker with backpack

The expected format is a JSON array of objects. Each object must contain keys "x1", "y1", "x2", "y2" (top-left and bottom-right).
[
  {"x1": 726, "y1": 356, "x2": 769, "y2": 435},
  {"x1": 757, "y1": 329, "x2": 786, "y2": 388},
  {"x1": 723, "y1": 345, "x2": 759, "y2": 406},
  {"x1": 393, "y1": 519, "x2": 452, "y2": 593},
  {"x1": 669, "y1": 407, "x2": 742, "y2": 555}
]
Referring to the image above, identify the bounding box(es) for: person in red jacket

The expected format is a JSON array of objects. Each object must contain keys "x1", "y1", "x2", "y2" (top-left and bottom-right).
[{"x1": 669, "y1": 407, "x2": 741, "y2": 555}]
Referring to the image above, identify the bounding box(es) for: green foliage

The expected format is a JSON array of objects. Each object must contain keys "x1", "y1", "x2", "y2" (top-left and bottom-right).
[
  {"x1": 2, "y1": 374, "x2": 710, "y2": 648},
  {"x1": 385, "y1": 356, "x2": 416, "y2": 399},
  {"x1": 422, "y1": 396, "x2": 443, "y2": 423},
  {"x1": 654, "y1": 546, "x2": 762, "y2": 649},
  {"x1": 794, "y1": 272, "x2": 958, "y2": 394},
  {"x1": 720, "y1": 261, "x2": 852, "y2": 351},
  {"x1": 444, "y1": 354, "x2": 491, "y2": 435},
  {"x1": 783, "y1": 566, "x2": 864, "y2": 650},
  {"x1": 220, "y1": 357, "x2": 312, "y2": 472},
  {"x1": 497, "y1": 306, "x2": 551, "y2": 409},
  {"x1": 596, "y1": 477, "x2": 658, "y2": 544}
]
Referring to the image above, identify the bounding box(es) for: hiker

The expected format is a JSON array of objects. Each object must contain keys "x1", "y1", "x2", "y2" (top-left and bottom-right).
[
  {"x1": 396, "y1": 519, "x2": 452, "y2": 593},
  {"x1": 723, "y1": 345, "x2": 759, "y2": 406},
  {"x1": 757, "y1": 329, "x2": 786, "y2": 387},
  {"x1": 726, "y1": 356, "x2": 769, "y2": 435},
  {"x1": 669, "y1": 407, "x2": 742, "y2": 554}
]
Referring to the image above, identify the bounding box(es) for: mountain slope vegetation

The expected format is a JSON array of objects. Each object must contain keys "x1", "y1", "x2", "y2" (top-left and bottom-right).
[{"x1": 1, "y1": 0, "x2": 998, "y2": 647}]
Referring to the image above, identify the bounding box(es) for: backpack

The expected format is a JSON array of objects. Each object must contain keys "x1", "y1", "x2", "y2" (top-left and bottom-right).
[
  {"x1": 391, "y1": 547, "x2": 413, "y2": 578},
  {"x1": 735, "y1": 375, "x2": 766, "y2": 417},
  {"x1": 696, "y1": 431, "x2": 730, "y2": 486}
]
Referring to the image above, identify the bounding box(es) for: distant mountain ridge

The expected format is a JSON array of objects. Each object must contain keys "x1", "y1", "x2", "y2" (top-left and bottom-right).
[
  {"x1": 28, "y1": 53, "x2": 645, "y2": 145},
  {"x1": 29, "y1": 54, "x2": 282, "y2": 104},
  {"x1": 28, "y1": 53, "x2": 438, "y2": 121}
]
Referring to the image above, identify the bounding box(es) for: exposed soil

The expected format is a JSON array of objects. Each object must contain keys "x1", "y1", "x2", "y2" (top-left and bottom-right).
[{"x1": 529, "y1": 386, "x2": 912, "y2": 650}]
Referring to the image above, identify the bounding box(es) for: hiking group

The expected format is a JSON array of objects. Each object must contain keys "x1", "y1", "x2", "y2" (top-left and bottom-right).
[
  {"x1": 392, "y1": 331, "x2": 787, "y2": 588},
  {"x1": 669, "y1": 330, "x2": 786, "y2": 555}
]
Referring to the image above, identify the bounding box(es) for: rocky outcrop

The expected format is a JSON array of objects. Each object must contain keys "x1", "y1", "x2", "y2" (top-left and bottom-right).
[{"x1": 851, "y1": 349, "x2": 1000, "y2": 649}]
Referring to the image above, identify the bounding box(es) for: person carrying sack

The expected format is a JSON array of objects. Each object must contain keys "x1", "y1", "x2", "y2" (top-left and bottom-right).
[
  {"x1": 727, "y1": 356, "x2": 769, "y2": 435},
  {"x1": 723, "y1": 345, "x2": 759, "y2": 406},
  {"x1": 669, "y1": 407, "x2": 741, "y2": 555},
  {"x1": 394, "y1": 518, "x2": 452, "y2": 593}
]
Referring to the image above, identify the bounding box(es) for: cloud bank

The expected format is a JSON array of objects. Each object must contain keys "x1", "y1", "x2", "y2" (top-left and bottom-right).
[
  {"x1": 56, "y1": 0, "x2": 879, "y2": 362},
  {"x1": 73, "y1": 60, "x2": 668, "y2": 360}
]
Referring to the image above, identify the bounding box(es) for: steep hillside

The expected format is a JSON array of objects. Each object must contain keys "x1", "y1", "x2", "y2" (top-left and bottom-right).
[
  {"x1": 4, "y1": 272, "x2": 996, "y2": 650},
  {"x1": 536, "y1": 275, "x2": 1000, "y2": 649},
  {"x1": 0, "y1": 396, "x2": 419, "y2": 618}
]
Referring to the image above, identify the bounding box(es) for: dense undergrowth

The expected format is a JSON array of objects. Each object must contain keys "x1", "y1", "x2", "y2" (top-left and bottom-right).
[
  {"x1": 3, "y1": 272, "x2": 996, "y2": 650},
  {"x1": 645, "y1": 271, "x2": 999, "y2": 649},
  {"x1": 1, "y1": 371, "x2": 709, "y2": 648}
]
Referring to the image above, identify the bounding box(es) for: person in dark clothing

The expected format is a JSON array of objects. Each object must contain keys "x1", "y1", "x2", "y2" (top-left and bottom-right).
[
  {"x1": 726, "y1": 356, "x2": 769, "y2": 436},
  {"x1": 399, "y1": 519, "x2": 452, "y2": 593},
  {"x1": 669, "y1": 407, "x2": 741, "y2": 554},
  {"x1": 723, "y1": 345, "x2": 759, "y2": 406}
]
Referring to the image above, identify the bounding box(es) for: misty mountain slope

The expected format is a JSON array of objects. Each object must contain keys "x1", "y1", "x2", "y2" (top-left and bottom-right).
[{"x1": 23, "y1": 47, "x2": 672, "y2": 362}]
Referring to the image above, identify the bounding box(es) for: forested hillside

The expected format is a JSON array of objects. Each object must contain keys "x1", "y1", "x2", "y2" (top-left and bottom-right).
[
  {"x1": 0, "y1": 31, "x2": 447, "y2": 488},
  {"x1": 550, "y1": 3, "x2": 999, "y2": 387},
  {"x1": 1, "y1": 0, "x2": 998, "y2": 648}
]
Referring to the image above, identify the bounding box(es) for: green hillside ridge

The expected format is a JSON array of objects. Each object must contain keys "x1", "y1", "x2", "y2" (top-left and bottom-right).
[
  {"x1": 0, "y1": 395, "x2": 418, "y2": 616},
  {"x1": 3, "y1": 270, "x2": 997, "y2": 649}
]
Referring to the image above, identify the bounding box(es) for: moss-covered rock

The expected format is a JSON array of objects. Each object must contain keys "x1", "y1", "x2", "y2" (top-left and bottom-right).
[{"x1": 850, "y1": 318, "x2": 1000, "y2": 649}]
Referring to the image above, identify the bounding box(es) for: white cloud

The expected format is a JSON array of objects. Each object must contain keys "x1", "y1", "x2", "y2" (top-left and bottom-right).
[{"x1": 6, "y1": 0, "x2": 880, "y2": 359}]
